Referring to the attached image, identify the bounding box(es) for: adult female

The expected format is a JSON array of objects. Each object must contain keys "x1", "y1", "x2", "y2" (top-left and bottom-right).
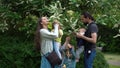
[{"x1": 34, "y1": 17, "x2": 59, "y2": 68}]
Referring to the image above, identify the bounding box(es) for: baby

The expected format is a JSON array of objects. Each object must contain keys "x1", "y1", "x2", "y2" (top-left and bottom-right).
[{"x1": 76, "y1": 28, "x2": 86, "y2": 62}]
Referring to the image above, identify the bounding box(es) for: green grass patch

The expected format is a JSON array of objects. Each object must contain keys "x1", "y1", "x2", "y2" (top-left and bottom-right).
[
  {"x1": 109, "y1": 65, "x2": 120, "y2": 68},
  {"x1": 104, "y1": 53, "x2": 120, "y2": 68},
  {"x1": 104, "y1": 53, "x2": 120, "y2": 62}
]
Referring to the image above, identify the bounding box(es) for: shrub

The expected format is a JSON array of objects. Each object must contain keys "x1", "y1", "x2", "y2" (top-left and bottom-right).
[
  {"x1": 76, "y1": 50, "x2": 109, "y2": 68},
  {"x1": 0, "y1": 35, "x2": 40, "y2": 68},
  {"x1": 0, "y1": 35, "x2": 109, "y2": 68}
]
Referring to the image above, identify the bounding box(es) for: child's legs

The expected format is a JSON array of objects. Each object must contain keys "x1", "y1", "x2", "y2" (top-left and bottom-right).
[
  {"x1": 54, "y1": 42, "x2": 62, "y2": 59},
  {"x1": 76, "y1": 46, "x2": 84, "y2": 59}
]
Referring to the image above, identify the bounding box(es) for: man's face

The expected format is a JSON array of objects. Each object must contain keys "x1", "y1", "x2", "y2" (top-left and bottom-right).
[{"x1": 81, "y1": 15, "x2": 88, "y2": 25}]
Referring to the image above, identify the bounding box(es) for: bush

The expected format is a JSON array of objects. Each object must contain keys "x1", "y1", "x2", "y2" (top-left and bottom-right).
[
  {"x1": 76, "y1": 50, "x2": 109, "y2": 68},
  {"x1": 98, "y1": 24, "x2": 120, "y2": 53},
  {"x1": 0, "y1": 35, "x2": 109, "y2": 68},
  {"x1": 0, "y1": 35, "x2": 40, "y2": 68}
]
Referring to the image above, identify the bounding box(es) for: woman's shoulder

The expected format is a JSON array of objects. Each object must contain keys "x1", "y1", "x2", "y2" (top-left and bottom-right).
[{"x1": 40, "y1": 29, "x2": 48, "y2": 32}]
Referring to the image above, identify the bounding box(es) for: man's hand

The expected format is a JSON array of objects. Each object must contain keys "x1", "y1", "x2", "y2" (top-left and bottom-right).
[{"x1": 76, "y1": 33, "x2": 83, "y2": 38}]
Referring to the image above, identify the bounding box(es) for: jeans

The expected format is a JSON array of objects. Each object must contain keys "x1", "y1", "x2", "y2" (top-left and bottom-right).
[
  {"x1": 84, "y1": 49, "x2": 96, "y2": 68},
  {"x1": 54, "y1": 42, "x2": 62, "y2": 59},
  {"x1": 76, "y1": 46, "x2": 84, "y2": 59},
  {"x1": 40, "y1": 56, "x2": 52, "y2": 68}
]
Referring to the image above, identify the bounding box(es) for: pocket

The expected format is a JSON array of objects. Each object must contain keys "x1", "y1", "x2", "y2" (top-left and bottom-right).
[{"x1": 86, "y1": 50, "x2": 91, "y2": 58}]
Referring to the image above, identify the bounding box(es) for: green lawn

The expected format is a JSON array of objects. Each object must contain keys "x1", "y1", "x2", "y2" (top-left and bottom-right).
[
  {"x1": 103, "y1": 53, "x2": 120, "y2": 68},
  {"x1": 110, "y1": 65, "x2": 120, "y2": 68},
  {"x1": 104, "y1": 53, "x2": 120, "y2": 61}
]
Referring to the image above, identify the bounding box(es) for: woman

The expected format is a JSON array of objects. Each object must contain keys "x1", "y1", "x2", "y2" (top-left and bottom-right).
[{"x1": 34, "y1": 17, "x2": 59, "y2": 68}]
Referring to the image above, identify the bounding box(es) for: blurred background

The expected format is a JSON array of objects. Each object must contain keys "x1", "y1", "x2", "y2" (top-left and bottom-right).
[{"x1": 0, "y1": 0, "x2": 120, "y2": 68}]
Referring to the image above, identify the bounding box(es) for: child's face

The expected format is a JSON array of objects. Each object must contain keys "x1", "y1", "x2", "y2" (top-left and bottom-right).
[
  {"x1": 66, "y1": 50, "x2": 72, "y2": 57},
  {"x1": 78, "y1": 28, "x2": 86, "y2": 35},
  {"x1": 79, "y1": 29, "x2": 85, "y2": 33}
]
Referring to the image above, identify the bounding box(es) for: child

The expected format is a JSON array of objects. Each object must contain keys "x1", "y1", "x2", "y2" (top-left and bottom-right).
[
  {"x1": 61, "y1": 36, "x2": 76, "y2": 68},
  {"x1": 75, "y1": 28, "x2": 86, "y2": 62},
  {"x1": 52, "y1": 20, "x2": 63, "y2": 59}
]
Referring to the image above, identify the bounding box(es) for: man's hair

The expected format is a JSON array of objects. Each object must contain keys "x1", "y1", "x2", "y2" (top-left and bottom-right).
[{"x1": 81, "y1": 12, "x2": 95, "y2": 21}]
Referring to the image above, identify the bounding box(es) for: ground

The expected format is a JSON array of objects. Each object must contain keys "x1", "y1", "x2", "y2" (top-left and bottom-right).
[{"x1": 104, "y1": 53, "x2": 120, "y2": 68}]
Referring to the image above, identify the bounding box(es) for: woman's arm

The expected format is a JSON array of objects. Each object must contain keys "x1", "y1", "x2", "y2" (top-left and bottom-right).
[{"x1": 40, "y1": 24, "x2": 59, "y2": 39}]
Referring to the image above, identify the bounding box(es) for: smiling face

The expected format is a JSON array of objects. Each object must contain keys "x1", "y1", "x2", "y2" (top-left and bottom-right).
[{"x1": 41, "y1": 17, "x2": 49, "y2": 25}]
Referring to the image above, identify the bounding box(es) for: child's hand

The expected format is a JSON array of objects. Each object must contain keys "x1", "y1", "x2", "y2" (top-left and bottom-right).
[
  {"x1": 67, "y1": 44, "x2": 72, "y2": 48},
  {"x1": 76, "y1": 33, "x2": 83, "y2": 38},
  {"x1": 65, "y1": 37, "x2": 70, "y2": 42}
]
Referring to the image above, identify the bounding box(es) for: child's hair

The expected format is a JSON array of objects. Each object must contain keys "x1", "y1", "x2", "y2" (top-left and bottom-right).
[
  {"x1": 52, "y1": 20, "x2": 62, "y2": 29},
  {"x1": 78, "y1": 28, "x2": 86, "y2": 33}
]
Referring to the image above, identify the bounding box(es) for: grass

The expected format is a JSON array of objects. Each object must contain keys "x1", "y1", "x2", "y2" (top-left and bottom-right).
[
  {"x1": 103, "y1": 53, "x2": 120, "y2": 68},
  {"x1": 104, "y1": 53, "x2": 120, "y2": 62},
  {"x1": 110, "y1": 65, "x2": 120, "y2": 68}
]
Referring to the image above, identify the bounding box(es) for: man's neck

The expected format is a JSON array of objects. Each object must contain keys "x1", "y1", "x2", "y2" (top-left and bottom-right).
[{"x1": 88, "y1": 20, "x2": 93, "y2": 24}]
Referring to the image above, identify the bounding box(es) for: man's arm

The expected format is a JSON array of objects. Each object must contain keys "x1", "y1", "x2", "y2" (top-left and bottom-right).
[{"x1": 77, "y1": 32, "x2": 97, "y2": 44}]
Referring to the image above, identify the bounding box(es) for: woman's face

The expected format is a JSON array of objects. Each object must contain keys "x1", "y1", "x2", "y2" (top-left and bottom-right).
[{"x1": 41, "y1": 17, "x2": 49, "y2": 25}]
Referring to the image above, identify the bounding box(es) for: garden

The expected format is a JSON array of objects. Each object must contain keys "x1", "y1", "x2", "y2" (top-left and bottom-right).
[{"x1": 0, "y1": 0, "x2": 120, "y2": 68}]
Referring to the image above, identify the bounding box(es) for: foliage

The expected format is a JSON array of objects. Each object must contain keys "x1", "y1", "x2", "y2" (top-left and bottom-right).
[
  {"x1": 76, "y1": 50, "x2": 109, "y2": 68},
  {"x1": 0, "y1": 0, "x2": 119, "y2": 35},
  {"x1": 0, "y1": 35, "x2": 40, "y2": 68},
  {"x1": 0, "y1": 35, "x2": 109, "y2": 68},
  {"x1": 0, "y1": 0, "x2": 120, "y2": 57},
  {"x1": 97, "y1": 24, "x2": 120, "y2": 53},
  {"x1": 0, "y1": 0, "x2": 51, "y2": 35}
]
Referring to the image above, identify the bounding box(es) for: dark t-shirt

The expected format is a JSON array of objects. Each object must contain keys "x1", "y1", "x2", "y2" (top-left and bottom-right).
[{"x1": 84, "y1": 22, "x2": 98, "y2": 50}]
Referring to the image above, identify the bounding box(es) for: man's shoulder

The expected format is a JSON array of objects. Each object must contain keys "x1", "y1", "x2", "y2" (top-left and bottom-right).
[{"x1": 89, "y1": 22, "x2": 98, "y2": 28}]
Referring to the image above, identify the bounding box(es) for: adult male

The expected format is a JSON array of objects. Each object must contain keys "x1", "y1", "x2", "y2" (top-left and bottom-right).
[{"x1": 76, "y1": 12, "x2": 98, "y2": 68}]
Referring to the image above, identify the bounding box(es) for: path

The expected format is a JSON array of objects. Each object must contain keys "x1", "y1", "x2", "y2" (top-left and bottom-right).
[{"x1": 107, "y1": 60, "x2": 120, "y2": 66}]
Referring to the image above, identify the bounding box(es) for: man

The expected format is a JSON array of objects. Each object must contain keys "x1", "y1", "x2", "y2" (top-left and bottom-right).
[{"x1": 76, "y1": 12, "x2": 98, "y2": 68}]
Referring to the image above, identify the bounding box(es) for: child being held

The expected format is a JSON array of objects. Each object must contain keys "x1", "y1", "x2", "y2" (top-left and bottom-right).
[
  {"x1": 52, "y1": 20, "x2": 63, "y2": 59},
  {"x1": 75, "y1": 28, "x2": 86, "y2": 62}
]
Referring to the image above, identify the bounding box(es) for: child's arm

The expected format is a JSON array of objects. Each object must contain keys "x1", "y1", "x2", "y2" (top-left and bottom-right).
[
  {"x1": 67, "y1": 44, "x2": 76, "y2": 58},
  {"x1": 60, "y1": 37, "x2": 70, "y2": 50},
  {"x1": 59, "y1": 29, "x2": 63, "y2": 37}
]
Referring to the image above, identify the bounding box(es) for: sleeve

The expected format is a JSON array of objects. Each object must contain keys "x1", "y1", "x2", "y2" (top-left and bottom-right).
[
  {"x1": 40, "y1": 24, "x2": 59, "y2": 39},
  {"x1": 70, "y1": 48, "x2": 76, "y2": 58},
  {"x1": 60, "y1": 44, "x2": 66, "y2": 50},
  {"x1": 90, "y1": 24, "x2": 98, "y2": 33}
]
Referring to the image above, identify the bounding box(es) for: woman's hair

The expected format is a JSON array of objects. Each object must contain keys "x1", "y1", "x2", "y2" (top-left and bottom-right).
[
  {"x1": 81, "y1": 12, "x2": 95, "y2": 21},
  {"x1": 34, "y1": 17, "x2": 43, "y2": 51}
]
